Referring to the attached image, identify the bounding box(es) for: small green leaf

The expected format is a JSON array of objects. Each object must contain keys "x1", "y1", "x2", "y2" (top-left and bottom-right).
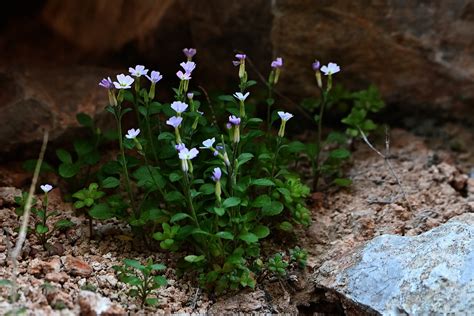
[
  {"x1": 184, "y1": 255, "x2": 205, "y2": 263},
  {"x1": 329, "y1": 148, "x2": 351, "y2": 159},
  {"x1": 56, "y1": 149, "x2": 72, "y2": 164},
  {"x1": 150, "y1": 263, "x2": 166, "y2": 271},
  {"x1": 0, "y1": 279, "x2": 12, "y2": 287},
  {"x1": 214, "y1": 207, "x2": 225, "y2": 216},
  {"x1": 238, "y1": 232, "x2": 258, "y2": 244},
  {"x1": 76, "y1": 113, "x2": 93, "y2": 127},
  {"x1": 55, "y1": 219, "x2": 74, "y2": 229},
  {"x1": 252, "y1": 225, "x2": 270, "y2": 239},
  {"x1": 262, "y1": 201, "x2": 284, "y2": 216},
  {"x1": 165, "y1": 191, "x2": 185, "y2": 202},
  {"x1": 170, "y1": 213, "x2": 191, "y2": 223},
  {"x1": 216, "y1": 231, "x2": 234, "y2": 240},
  {"x1": 218, "y1": 95, "x2": 235, "y2": 102},
  {"x1": 251, "y1": 179, "x2": 275, "y2": 186},
  {"x1": 58, "y1": 163, "x2": 80, "y2": 178},
  {"x1": 158, "y1": 132, "x2": 175, "y2": 141},
  {"x1": 223, "y1": 197, "x2": 241, "y2": 208},
  {"x1": 102, "y1": 176, "x2": 120, "y2": 188},
  {"x1": 169, "y1": 172, "x2": 182, "y2": 182},
  {"x1": 145, "y1": 298, "x2": 159, "y2": 306},
  {"x1": 74, "y1": 139, "x2": 94, "y2": 156},
  {"x1": 237, "y1": 153, "x2": 254, "y2": 168},
  {"x1": 199, "y1": 183, "x2": 214, "y2": 195},
  {"x1": 123, "y1": 259, "x2": 144, "y2": 270},
  {"x1": 89, "y1": 203, "x2": 114, "y2": 220},
  {"x1": 36, "y1": 224, "x2": 48, "y2": 234},
  {"x1": 279, "y1": 221, "x2": 294, "y2": 232},
  {"x1": 333, "y1": 178, "x2": 352, "y2": 187}
]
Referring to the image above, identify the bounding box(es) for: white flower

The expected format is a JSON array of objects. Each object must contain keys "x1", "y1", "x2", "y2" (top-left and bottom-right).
[
  {"x1": 320, "y1": 63, "x2": 340, "y2": 76},
  {"x1": 171, "y1": 101, "x2": 189, "y2": 114},
  {"x1": 129, "y1": 65, "x2": 149, "y2": 77},
  {"x1": 180, "y1": 61, "x2": 196, "y2": 74},
  {"x1": 178, "y1": 148, "x2": 199, "y2": 160},
  {"x1": 233, "y1": 92, "x2": 250, "y2": 102},
  {"x1": 176, "y1": 71, "x2": 191, "y2": 80},
  {"x1": 166, "y1": 116, "x2": 183, "y2": 128},
  {"x1": 40, "y1": 184, "x2": 53, "y2": 193},
  {"x1": 113, "y1": 74, "x2": 134, "y2": 89},
  {"x1": 277, "y1": 111, "x2": 294, "y2": 121},
  {"x1": 201, "y1": 138, "x2": 215, "y2": 148},
  {"x1": 125, "y1": 128, "x2": 140, "y2": 139}
]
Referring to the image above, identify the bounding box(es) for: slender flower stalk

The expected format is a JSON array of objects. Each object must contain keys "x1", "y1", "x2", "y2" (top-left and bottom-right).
[
  {"x1": 277, "y1": 111, "x2": 293, "y2": 138},
  {"x1": 233, "y1": 92, "x2": 249, "y2": 118},
  {"x1": 166, "y1": 116, "x2": 183, "y2": 144},
  {"x1": 146, "y1": 70, "x2": 163, "y2": 99}
]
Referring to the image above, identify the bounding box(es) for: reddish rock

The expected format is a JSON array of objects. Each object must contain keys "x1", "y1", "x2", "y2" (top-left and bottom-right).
[
  {"x1": 45, "y1": 271, "x2": 69, "y2": 284},
  {"x1": 65, "y1": 255, "x2": 92, "y2": 277},
  {"x1": 27, "y1": 257, "x2": 61, "y2": 276}
]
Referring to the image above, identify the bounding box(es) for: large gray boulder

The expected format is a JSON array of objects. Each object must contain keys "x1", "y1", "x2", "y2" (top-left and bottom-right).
[{"x1": 314, "y1": 214, "x2": 474, "y2": 315}]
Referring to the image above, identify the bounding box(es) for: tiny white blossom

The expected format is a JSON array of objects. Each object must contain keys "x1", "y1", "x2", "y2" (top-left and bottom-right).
[
  {"x1": 178, "y1": 148, "x2": 199, "y2": 160},
  {"x1": 233, "y1": 92, "x2": 250, "y2": 102},
  {"x1": 113, "y1": 74, "x2": 134, "y2": 89},
  {"x1": 129, "y1": 65, "x2": 149, "y2": 77},
  {"x1": 320, "y1": 63, "x2": 340, "y2": 76},
  {"x1": 40, "y1": 184, "x2": 53, "y2": 193},
  {"x1": 277, "y1": 111, "x2": 294, "y2": 121},
  {"x1": 125, "y1": 128, "x2": 140, "y2": 139},
  {"x1": 171, "y1": 101, "x2": 189, "y2": 114},
  {"x1": 201, "y1": 138, "x2": 215, "y2": 148}
]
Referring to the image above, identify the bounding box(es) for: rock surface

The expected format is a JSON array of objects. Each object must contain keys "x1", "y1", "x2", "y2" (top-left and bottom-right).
[
  {"x1": 0, "y1": 67, "x2": 111, "y2": 157},
  {"x1": 313, "y1": 214, "x2": 474, "y2": 314}
]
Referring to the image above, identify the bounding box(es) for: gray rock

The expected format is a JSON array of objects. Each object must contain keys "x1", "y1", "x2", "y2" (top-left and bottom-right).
[{"x1": 314, "y1": 214, "x2": 474, "y2": 315}]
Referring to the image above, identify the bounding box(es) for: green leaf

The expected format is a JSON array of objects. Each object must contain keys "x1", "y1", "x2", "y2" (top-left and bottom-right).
[
  {"x1": 0, "y1": 279, "x2": 12, "y2": 287},
  {"x1": 237, "y1": 153, "x2": 254, "y2": 168},
  {"x1": 170, "y1": 213, "x2": 191, "y2": 223},
  {"x1": 215, "y1": 231, "x2": 234, "y2": 240},
  {"x1": 153, "y1": 275, "x2": 167, "y2": 287},
  {"x1": 56, "y1": 149, "x2": 72, "y2": 164},
  {"x1": 251, "y1": 179, "x2": 275, "y2": 186},
  {"x1": 36, "y1": 224, "x2": 48, "y2": 234},
  {"x1": 76, "y1": 113, "x2": 93, "y2": 128},
  {"x1": 252, "y1": 225, "x2": 270, "y2": 239},
  {"x1": 199, "y1": 183, "x2": 214, "y2": 195},
  {"x1": 102, "y1": 176, "x2": 120, "y2": 188},
  {"x1": 123, "y1": 259, "x2": 144, "y2": 270},
  {"x1": 133, "y1": 166, "x2": 165, "y2": 189},
  {"x1": 218, "y1": 95, "x2": 235, "y2": 102},
  {"x1": 279, "y1": 221, "x2": 294, "y2": 232},
  {"x1": 184, "y1": 255, "x2": 205, "y2": 263},
  {"x1": 333, "y1": 178, "x2": 352, "y2": 187},
  {"x1": 74, "y1": 201, "x2": 85, "y2": 209},
  {"x1": 74, "y1": 139, "x2": 94, "y2": 156},
  {"x1": 150, "y1": 263, "x2": 166, "y2": 271},
  {"x1": 58, "y1": 163, "x2": 80, "y2": 178},
  {"x1": 251, "y1": 195, "x2": 271, "y2": 207},
  {"x1": 238, "y1": 232, "x2": 258, "y2": 244},
  {"x1": 223, "y1": 197, "x2": 241, "y2": 208},
  {"x1": 89, "y1": 203, "x2": 114, "y2": 220},
  {"x1": 54, "y1": 219, "x2": 74, "y2": 229},
  {"x1": 214, "y1": 207, "x2": 225, "y2": 216},
  {"x1": 262, "y1": 201, "x2": 284, "y2": 216},
  {"x1": 169, "y1": 172, "x2": 182, "y2": 182},
  {"x1": 329, "y1": 148, "x2": 351, "y2": 159},
  {"x1": 158, "y1": 132, "x2": 175, "y2": 141},
  {"x1": 165, "y1": 191, "x2": 185, "y2": 202},
  {"x1": 145, "y1": 298, "x2": 159, "y2": 306}
]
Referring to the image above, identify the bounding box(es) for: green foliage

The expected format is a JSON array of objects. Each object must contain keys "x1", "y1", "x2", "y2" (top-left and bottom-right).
[
  {"x1": 302, "y1": 84, "x2": 385, "y2": 190},
  {"x1": 290, "y1": 246, "x2": 308, "y2": 268},
  {"x1": 267, "y1": 253, "x2": 289, "y2": 277},
  {"x1": 113, "y1": 258, "x2": 167, "y2": 308},
  {"x1": 14, "y1": 191, "x2": 74, "y2": 250}
]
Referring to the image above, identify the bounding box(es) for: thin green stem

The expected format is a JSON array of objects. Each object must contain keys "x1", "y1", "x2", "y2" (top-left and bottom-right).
[
  {"x1": 183, "y1": 172, "x2": 200, "y2": 229},
  {"x1": 313, "y1": 91, "x2": 327, "y2": 191},
  {"x1": 115, "y1": 110, "x2": 138, "y2": 217}
]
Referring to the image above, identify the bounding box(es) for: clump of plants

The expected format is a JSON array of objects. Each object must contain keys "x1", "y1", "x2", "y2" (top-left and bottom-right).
[{"x1": 14, "y1": 184, "x2": 74, "y2": 250}]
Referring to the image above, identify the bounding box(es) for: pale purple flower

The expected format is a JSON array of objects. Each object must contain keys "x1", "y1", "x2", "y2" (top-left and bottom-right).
[
  {"x1": 129, "y1": 65, "x2": 148, "y2": 77},
  {"x1": 176, "y1": 70, "x2": 191, "y2": 80},
  {"x1": 202, "y1": 138, "x2": 215, "y2": 148},
  {"x1": 228, "y1": 115, "x2": 241, "y2": 126},
  {"x1": 40, "y1": 184, "x2": 53, "y2": 193},
  {"x1": 113, "y1": 74, "x2": 134, "y2": 89},
  {"x1": 175, "y1": 143, "x2": 186, "y2": 151},
  {"x1": 125, "y1": 128, "x2": 140, "y2": 139},
  {"x1": 312, "y1": 60, "x2": 321, "y2": 71},
  {"x1": 178, "y1": 148, "x2": 199, "y2": 160},
  {"x1": 211, "y1": 167, "x2": 222, "y2": 182},
  {"x1": 99, "y1": 77, "x2": 113, "y2": 89},
  {"x1": 320, "y1": 62, "x2": 340, "y2": 76},
  {"x1": 146, "y1": 71, "x2": 163, "y2": 83},
  {"x1": 226, "y1": 123, "x2": 232, "y2": 129},
  {"x1": 183, "y1": 48, "x2": 197, "y2": 59},
  {"x1": 187, "y1": 92, "x2": 194, "y2": 100},
  {"x1": 171, "y1": 101, "x2": 189, "y2": 114},
  {"x1": 180, "y1": 61, "x2": 196, "y2": 74},
  {"x1": 233, "y1": 53, "x2": 246, "y2": 66},
  {"x1": 166, "y1": 116, "x2": 183, "y2": 128},
  {"x1": 278, "y1": 111, "x2": 294, "y2": 122},
  {"x1": 271, "y1": 57, "x2": 283, "y2": 69},
  {"x1": 233, "y1": 92, "x2": 250, "y2": 102}
]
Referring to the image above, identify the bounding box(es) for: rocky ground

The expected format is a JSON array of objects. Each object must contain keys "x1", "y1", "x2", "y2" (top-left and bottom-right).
[{"x1": 0, "y1": 127, "x2": 472, "y2": 315}]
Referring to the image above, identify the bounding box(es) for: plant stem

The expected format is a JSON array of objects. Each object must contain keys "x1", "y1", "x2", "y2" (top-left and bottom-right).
[
  {"x1": 266, "y1": 84, "x2": 274, "y2": 133},
  {"x1": 313, "y1": 91, "x2": 327, "y2": 191},
  {"x1": 115, "y1": 109, "x2": 138, "y2": 217},
  {"x1": 183, "y1": 173, "x2": 200, "y2": 228}
]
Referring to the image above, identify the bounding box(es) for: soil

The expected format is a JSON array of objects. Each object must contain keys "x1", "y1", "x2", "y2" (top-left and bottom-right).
[{"x1": 0, "y1": 126, "x2": 472, "y2": 315}]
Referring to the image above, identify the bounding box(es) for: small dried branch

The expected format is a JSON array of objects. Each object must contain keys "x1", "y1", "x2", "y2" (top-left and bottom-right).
[
  {"x1": 358, "y1": 127, "x2": 413, "y2": 213},
  {"x1": 8, "y1": 130, "x2": 49, "y2": 301}
]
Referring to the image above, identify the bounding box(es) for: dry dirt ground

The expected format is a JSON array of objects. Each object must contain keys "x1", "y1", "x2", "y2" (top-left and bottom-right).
[{"x1": 0, "y1": 127, "x2": 472, "y2": 315}]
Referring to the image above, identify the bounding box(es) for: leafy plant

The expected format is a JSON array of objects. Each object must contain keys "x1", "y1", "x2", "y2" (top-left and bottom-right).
[
  {"x1": 72, "y1": 183, "x2": 105, "y2": 236},
  {"x1": 113, "y1": 258, "x2": 167, "y2": 308},
  {"x1": 15, "y1": 185, "x2": 74, "y2": 250},
  {"x1": 289, "y1": 246, "x2": 308, "y2": 269},
  {"x1": 267, "y1": 253, "x2": 289, "y2": 277}
]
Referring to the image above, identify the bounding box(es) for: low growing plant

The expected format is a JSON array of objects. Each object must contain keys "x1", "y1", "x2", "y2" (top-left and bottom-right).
[
  {"x1": 113, "y1": 258, "x2": 167, "y2": 308},
  {"x1": 14, "y1": 184, "x2": 74, "y2": 250}
]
